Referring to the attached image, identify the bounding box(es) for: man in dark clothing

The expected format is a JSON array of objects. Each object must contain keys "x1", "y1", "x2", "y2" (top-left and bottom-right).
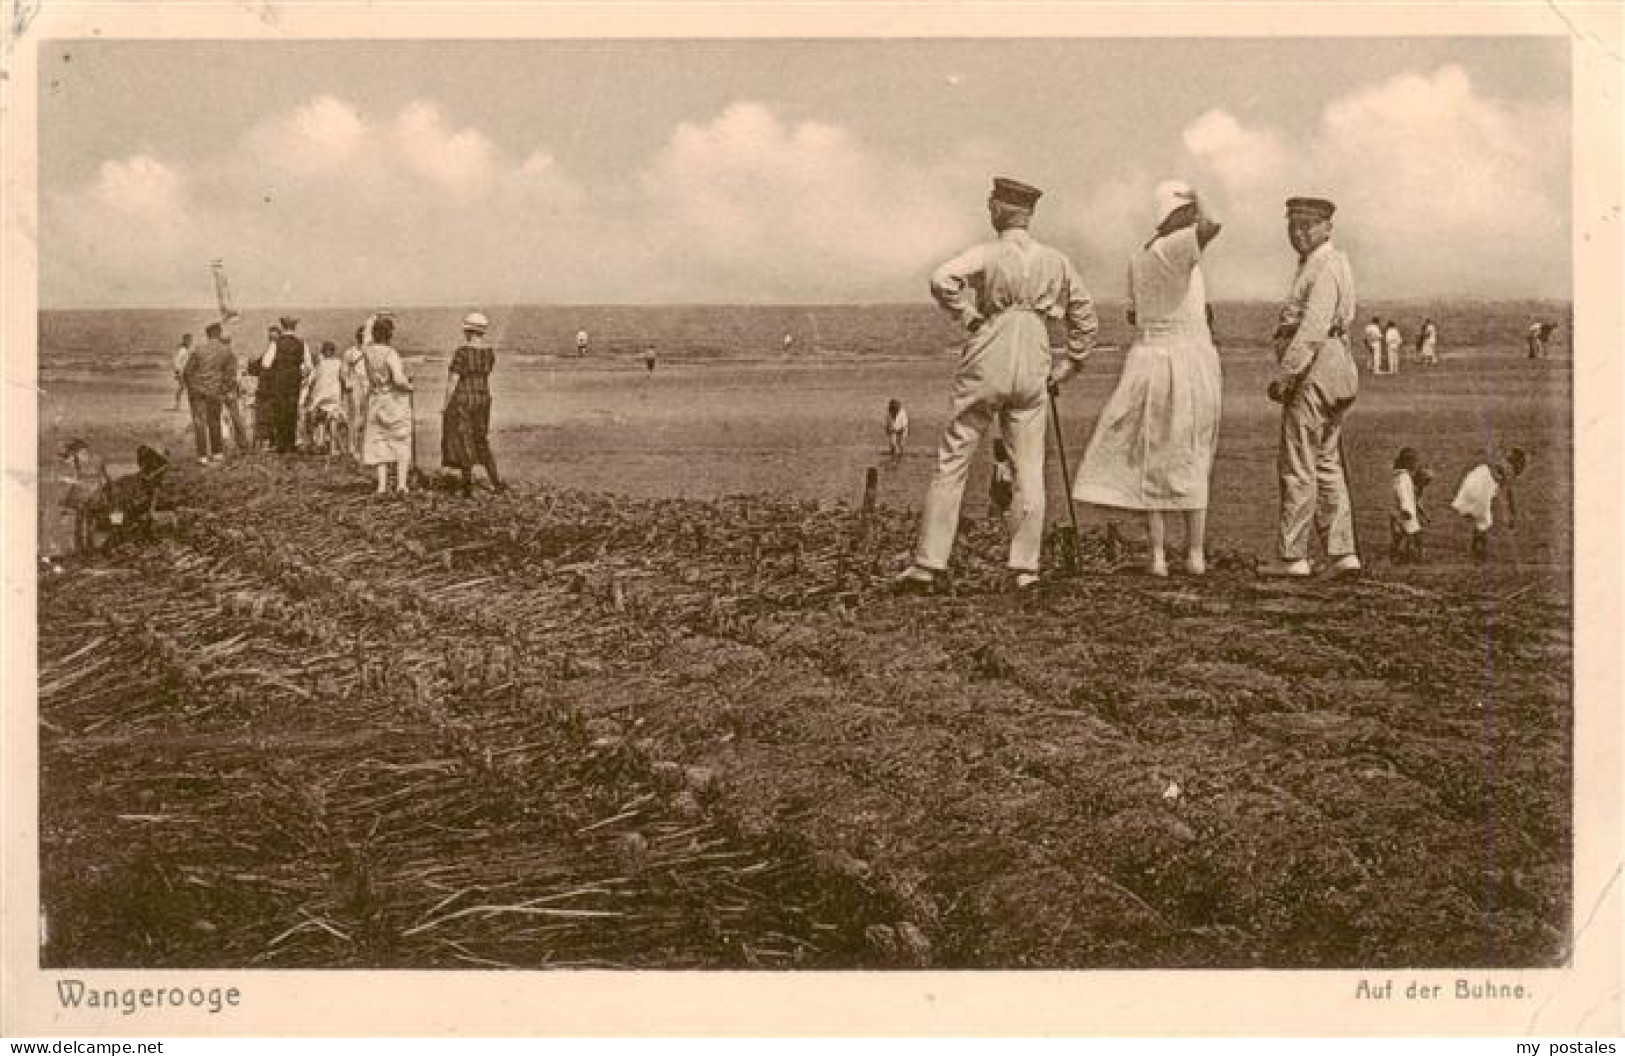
[
  {"x1": 265, "y1": 315, "x2": 309, "y2": 453},
  {"x1": 183, "y1": 322, "x2": 238, "y2": 463}
]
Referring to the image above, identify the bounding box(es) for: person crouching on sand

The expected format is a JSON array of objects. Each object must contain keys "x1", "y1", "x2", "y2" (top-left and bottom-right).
[
  {"x1": 361, "y1": 316, "x2": 415, "y2": 496},
  {"x1": 1451, "y1": 448, "x2": 1526, "y2": 563}
]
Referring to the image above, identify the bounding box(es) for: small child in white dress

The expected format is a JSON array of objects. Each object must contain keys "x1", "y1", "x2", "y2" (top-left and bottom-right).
[
  {"x1": 1389, "y1": 447, "x2": 1424, "y2": 564},
  {"x1": 1451, "y1": 448, "x2": 1527, "y2": 563},
  {"x1": 885, "y1": 398, "x2": 909, "y2": 460}
]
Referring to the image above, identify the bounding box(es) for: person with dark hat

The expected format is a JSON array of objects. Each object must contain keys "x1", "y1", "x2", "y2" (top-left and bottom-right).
[
  {"x1": 182, "y1": 321, "x2": 237, "y2": 464},
  {"x1": 1263, "y1": 195, "x2": 1361, "y2": 577},
  {"x1": 896, "y1": 176, "x2": 1099, "y2": 591},
  {"x1": 261, "y1": 315, "x2": 309, "y2": 453}
]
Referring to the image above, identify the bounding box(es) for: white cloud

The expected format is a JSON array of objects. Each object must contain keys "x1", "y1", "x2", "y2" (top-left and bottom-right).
[
  {"x1": 287, "y1": 95, "x2": 367, "y2": 157},
  {"x1": 94, "y1": 155, "x2": 183, "y2": 216},
  {"x1": 393, "y1": 101, "x2": 499, "y2": 197},
  {"x1": 634, "y1": 102, "x2": 978, "y2": 297},
  {"x1": 1182, "y1": 109, "x2": 1286, "y2": 192},
  {"x1": 1169, "y1": 65, "x2": 1567, "y2": 298},
  {"x1": 242, "y1": 95, "x2": 369, "y2": 179},
  {"x1": 1311, "y1": 65, "x2": 1566, "y2": 295}
]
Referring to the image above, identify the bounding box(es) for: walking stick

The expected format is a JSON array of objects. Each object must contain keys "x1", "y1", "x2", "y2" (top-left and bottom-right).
[
  {"x1": 1048, "y1": 389, "x2": 1083, "y2": 574},
  {"x1": 1336, "y1": 422, "x2": 1363, "y2": 570},
  {"x1": 407, "y1": 387, "x2": 428, "y2": 490}
]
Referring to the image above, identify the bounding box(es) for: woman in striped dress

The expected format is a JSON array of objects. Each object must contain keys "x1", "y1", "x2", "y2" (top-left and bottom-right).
[{"x1": 440, "y1": 311, "x2": 506, "y2": 497}]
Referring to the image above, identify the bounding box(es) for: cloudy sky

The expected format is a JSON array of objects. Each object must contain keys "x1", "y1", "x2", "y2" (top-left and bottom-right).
[{"x1": 38, "y1": 37, "x2": 1569, "y2": 307}]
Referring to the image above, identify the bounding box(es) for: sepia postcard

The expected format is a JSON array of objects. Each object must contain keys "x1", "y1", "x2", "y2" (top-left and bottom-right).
[{"x1": 2, "y1": 1, "x2": 1620, "y2": 1038}]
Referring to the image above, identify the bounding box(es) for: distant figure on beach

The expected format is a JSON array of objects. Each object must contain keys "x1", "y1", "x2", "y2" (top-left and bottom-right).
[
  {"x1": 896, "y1": 176, "x2": 1098, "y2": 593},
  {"x1": 1260, "y1": 195, "x2": 1360, "y2": 578},
  {"x1": 441, "y1": 311, "x2": 505, "y2": 498},
  {"x1": 262, "y1": 316, "x2": 308, "y2": 454},
  {"x1": 342, "y1": 327, "x2": 368, "y2": 462},
  {"x1": 782, "y1": 332, "x2": 795, "y2": 354},
  {"x1": 884, "y1": 398, "x2": 909, "y2": 460},
  {"x1": 172, "y1": 333, "x2": 194, "y2": 411},
  {"x1": 1416, "y1": 317, "x2": 1439, "y2": 365},
  {"x1": 362, "y1": 316, "x2": 414, "y2": 496},
  {"x1": 1363, "y1": 316, "x2": 1383, "y2": 375},
  {"x1": 1072, "y1": 179, "x2": 1223, "y2": 578},
  {"x1": 576, "y1": 329, "x2": 590, "y2": 357},
  {"x1": 1526, "y1": 321, "x2": 1556, "y2": 359},
  {"x1": 182, "y1": 322, "x2": 236, "y2": 465},
  {"x1": 643, "y1": 345, "x2": 658, "y2": 374},
  {"x1": 304, "y1": 341, "x2": 345, "y2": 455},
  {"x1": 1383, "y1": 319, "x2": 1403, "y2": 375},
  {"x1": 1451, "y1": 448, "x2": 1526, "y2": 564},
  {"x1": 1389, "y1": 446, "x2": 1424, "y2": 565},
  {"x1": 989, "y1": 437, "x2": 1014, "y2": 519}
]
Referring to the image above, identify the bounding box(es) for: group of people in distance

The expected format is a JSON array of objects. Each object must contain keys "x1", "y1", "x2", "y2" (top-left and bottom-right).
[
  {"x1": 892, "y1": 175, "x2": 1530, "y2": 591},
  {"x1": 1362, "y1": 315, "x2": 1438, "y2": 375},
  {"x1": 170, "y1": 310, "x2": 507, "y2": 499}
]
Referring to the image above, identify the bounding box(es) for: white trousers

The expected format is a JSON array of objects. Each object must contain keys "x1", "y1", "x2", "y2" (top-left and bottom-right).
[
  {"x1": 1278, "y1": 383, "x2": 1356, "y2": 561},
  {"x1": 915, "y1": 313, "x2": 1052, "y2": 573}
]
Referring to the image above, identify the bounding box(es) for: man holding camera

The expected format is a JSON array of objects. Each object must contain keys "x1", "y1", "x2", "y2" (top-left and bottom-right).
[{"x1": 1263, "y1": 196, "x2": 1360, "y2": 578}]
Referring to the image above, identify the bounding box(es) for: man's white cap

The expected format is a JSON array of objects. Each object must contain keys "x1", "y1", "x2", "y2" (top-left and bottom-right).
[
  {"x1": 462, "y1": 311, "x2": 490, "y2": 333},
  {"x1": 1154, "y1": 179, "x2": 1196, "y2": 224}
]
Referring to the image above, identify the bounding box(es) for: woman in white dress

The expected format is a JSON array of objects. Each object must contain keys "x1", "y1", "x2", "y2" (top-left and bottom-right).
[
  {"x1": 341, "y1": 326, "x2": 368, "y2": 462},
  {"x1": 361, "y1": 316, "x2": 415, "y2": 495},
  {"x1": 1072, "y1": 180, "x2": 1222, "y2": 576}
]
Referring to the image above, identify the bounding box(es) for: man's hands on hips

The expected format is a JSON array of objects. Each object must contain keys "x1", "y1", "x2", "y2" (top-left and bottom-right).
[{"x1": 1267, "y1": 374, "x2": 1299, "y2": 404}]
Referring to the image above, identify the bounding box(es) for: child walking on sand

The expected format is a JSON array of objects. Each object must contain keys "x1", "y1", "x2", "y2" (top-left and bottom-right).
[
  {"x1": 885, "y1": 398, "x2": 909, "y2": 460},
  {"x1": 1451, "y1": 448, "x2": 1527, "y2": 563},
  {"x1": 1390, "y1": 447, "x2": 1424, "y2": 565}
]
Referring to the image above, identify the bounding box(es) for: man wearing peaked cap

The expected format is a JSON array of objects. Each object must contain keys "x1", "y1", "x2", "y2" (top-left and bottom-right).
[
  {"x1": 1262, "y1": 194, "x2": 1361, "y2": 577},
  {"x1": 1284, "y1": 196, "x2": 1335, "y2": 221},
  {"x1": 896, "y1": 177, "x2": 1099, "y2": 592},
  {"x1": 990, "y1": 177, "x2": 1043, "y2": 210},
  {"x1": 264, "y1": 314, "x2": 311, "y2": 453}
]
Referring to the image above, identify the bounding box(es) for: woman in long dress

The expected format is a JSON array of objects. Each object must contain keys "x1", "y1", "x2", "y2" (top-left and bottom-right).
[
  {"x1": 1072, "y1": 180, "x2": 1222, "y2": 576},
  {"x1": 341, "y1": 326, "x2": 368, "y2": 462},
  {"x1": 440, "y1": 310, "x2": 506, "y2": 497},
  {"x1": 361, "y1": 316, "x2": 415, "y2": 495}
]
